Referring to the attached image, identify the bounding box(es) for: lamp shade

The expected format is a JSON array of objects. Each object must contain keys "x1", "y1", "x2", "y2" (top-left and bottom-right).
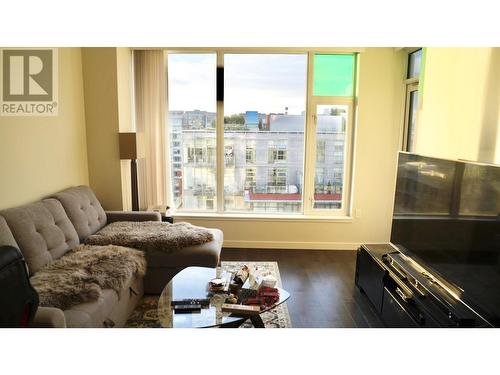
[{"x1": 119, "y1": 132, "x2": 137, "y2": 160}]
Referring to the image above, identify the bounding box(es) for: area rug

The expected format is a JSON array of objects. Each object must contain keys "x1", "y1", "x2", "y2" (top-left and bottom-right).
[{"x1": 125, "y1": 261, "x2": 292, "y2": 328}]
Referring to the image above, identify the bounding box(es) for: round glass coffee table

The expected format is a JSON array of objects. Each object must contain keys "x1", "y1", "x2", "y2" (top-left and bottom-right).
[{"x1": 157, "y1": 266, "x2": 290, "y2": 328}]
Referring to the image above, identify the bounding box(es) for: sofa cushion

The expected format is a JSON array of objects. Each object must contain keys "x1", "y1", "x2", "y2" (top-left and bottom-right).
[
  {"x1": 0, "y1": 216, "x2": 18, "y2": 248},
  {"x1": 51, "y1": 186, "x2": 107, "y2": 241},
  {"x1": 30, "y1": 244, "x2": 146, "y2": 310},
  {"x1": 0, "y1": 199, "x2": 80, "y2": 275},
  {"x1": 145, "y1": 228, "x2": 223, "y2": 268},
  {"x1": 143, "y1": 228, "x2": 223, "y2": 294}
]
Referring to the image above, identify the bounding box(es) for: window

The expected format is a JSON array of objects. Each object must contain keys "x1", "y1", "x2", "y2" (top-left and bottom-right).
[
  {"x1": 246, "y1": 146, "x2": 256, "y2": 164},
  {"x1": 164, "y1": 50, "x2": 356, "y2": 217},
  {"x1": 316, "y1": 139, "x2": 326, "y2": 163},
  {"x1": 167, "y1": 53, "x2": 216, "y2": 211},
  {"x1": 407, "y1": 49, "x2": 422, "y2": 79},
  {"x1": 313, "y1": 54, "x2": 354, "y2": 96},
  {"x1": 403, "y1": 49, "x2": 422, "y2": 152},
  {"x1": 268, "y1": 140, "x2": 288, "y2": 163},
  {"x1": 267, "y1": 168, "x2": 287, "y2": 193},
  {"x1": 245, "y1": 168, "x2": 256, "y2": 190},
  {"x1": 312, "y1": 104, "x2": 348, "y2": 210},
  {"x1": 309, "y1": 53, "x2": 355, "y2": 213},
  {"x1": 224, "y1": 54, "x2": 307, "y2": 213}
]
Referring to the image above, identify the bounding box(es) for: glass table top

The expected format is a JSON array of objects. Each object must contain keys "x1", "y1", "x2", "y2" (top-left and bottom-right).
[{"x1": 157, "y1": 266, "x2": 290, "y2": 328}]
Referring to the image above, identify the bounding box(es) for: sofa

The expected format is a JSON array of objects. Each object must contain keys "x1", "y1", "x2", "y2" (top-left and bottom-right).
[{"x1": 0, "y1": 186, "x2": 223, "y2": 328}]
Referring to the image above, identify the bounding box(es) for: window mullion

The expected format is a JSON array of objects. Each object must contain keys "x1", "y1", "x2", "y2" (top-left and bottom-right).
[{"x1": 303, "y1": 51, "x2": 316, "y2": 214}]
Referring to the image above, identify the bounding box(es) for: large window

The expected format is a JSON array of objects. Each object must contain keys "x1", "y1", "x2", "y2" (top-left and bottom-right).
[{"x1": 166, "y1": 50, "x2": 356, "y2": 217}]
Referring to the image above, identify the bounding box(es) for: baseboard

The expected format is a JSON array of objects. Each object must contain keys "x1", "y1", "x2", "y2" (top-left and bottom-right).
[{"x1": 222, "y1": 240, "x2": 359, "y2": 250}]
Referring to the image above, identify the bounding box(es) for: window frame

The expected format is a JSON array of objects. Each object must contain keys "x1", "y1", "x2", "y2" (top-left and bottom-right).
[
  {"x1": 402, "y1": 48, "x2": 421, "y2": 152},
  {"x1": 164, "y1": 48, "x2": 357, "y2": 218},
  {"x1": 402, "y1": 83, "x2": 419, "y2": 152},
  {"x1": 303, "y1": 51, "x2": 356, "y2": 217},
  {"x1": 304, "y1": 96, "x2": 355, "y2": 217}
]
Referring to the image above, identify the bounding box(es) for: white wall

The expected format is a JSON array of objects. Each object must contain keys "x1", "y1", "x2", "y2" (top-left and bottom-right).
[{"x1": 176, "y1": 48, "x2": 406, "y2": 250}]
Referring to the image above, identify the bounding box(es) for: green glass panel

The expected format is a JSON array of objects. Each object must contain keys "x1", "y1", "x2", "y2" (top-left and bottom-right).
[{"x1": 313, "y1": 54, "x2": 354, "y2": 96}]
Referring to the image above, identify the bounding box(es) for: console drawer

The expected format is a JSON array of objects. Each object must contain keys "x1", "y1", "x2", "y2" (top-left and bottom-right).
[{"x1": 381, "y1": 287, "x2": 420, "y2": 328}]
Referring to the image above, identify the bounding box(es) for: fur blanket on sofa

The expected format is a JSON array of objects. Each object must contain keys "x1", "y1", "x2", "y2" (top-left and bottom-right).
[
  {"x1": 30, "y1": 245, "x2": 146, "y2": 310},
  {"x1": 85, "y1": 221, "x2": 214, "y2": 253}
]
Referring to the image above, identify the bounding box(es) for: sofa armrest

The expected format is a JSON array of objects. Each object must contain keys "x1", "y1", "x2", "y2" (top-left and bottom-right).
[
  {"x1": 31, "y1": 307, "x2": 66, "y2": 328},
  {"x1": 105, "y1": 211, "x2": 162, "y2": 224}
]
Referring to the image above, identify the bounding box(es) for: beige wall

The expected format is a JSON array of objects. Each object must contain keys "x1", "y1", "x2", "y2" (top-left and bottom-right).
[
  {"x1": 416, "y1": 48, "x2": 500, "y2": 164},
  {"x1": 82, "y1": 48, "x2": 124, "y2": 210},
  {"x1": 0, "y1": 48, "x2": 89, "y2": 210},
  {"x1": 177, "y1": 48, "x2": 406, "y2": 249}
]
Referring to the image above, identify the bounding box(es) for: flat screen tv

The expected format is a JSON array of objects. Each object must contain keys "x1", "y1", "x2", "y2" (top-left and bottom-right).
[{"x1": 391, "y1": 152, "x2": 500, "y2": 325}]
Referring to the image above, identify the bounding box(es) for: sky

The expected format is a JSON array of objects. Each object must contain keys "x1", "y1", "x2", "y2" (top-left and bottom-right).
[{"x1": 167, "y1": 53, "x2": 308, "y2": 115}]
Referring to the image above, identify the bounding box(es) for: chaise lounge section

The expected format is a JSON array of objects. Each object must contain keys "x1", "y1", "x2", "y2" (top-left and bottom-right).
[
  {"x1": 0, "y1": 186, "x2": 223, "y2": 327},
  {"x1": 50, "y1": 186, "x2": 223, "y2": 294}
]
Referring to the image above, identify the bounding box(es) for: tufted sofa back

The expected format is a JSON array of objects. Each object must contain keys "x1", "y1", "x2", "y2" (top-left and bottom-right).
[
  {"x1": 0, "y1": 216, "x2": 19, "y2": 249},
  {"x1": 50, "y1": 186, "x2": 107, "y2": 242},
  {"x1": 0, "y1": 199, "x2": 80, "y2": 275}
]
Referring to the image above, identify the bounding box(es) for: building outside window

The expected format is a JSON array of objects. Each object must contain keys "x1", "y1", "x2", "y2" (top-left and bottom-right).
[{"x1": 316, "y1": 139, "x2": 326, "y2": 163}]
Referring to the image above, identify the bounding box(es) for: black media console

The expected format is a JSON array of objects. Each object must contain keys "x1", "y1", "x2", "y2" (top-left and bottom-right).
[{"x1": 355, "y1": 244, "x2": 492, "y2": 328}]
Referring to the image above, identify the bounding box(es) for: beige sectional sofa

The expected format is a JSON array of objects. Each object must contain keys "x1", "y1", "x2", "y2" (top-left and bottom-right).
[{"x1": 0, "y1": 186, "x2": 223, "y2": 328}]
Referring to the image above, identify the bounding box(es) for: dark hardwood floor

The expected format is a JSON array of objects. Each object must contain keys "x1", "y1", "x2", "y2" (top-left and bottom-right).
[{"x1": 221, "y1": 248, "x2": 384, "y2": 328}]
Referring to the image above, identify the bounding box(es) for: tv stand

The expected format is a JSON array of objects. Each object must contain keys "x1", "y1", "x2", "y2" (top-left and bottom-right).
[{"x1": 355, "y1": 244, "x2": 491, "y2": 327}]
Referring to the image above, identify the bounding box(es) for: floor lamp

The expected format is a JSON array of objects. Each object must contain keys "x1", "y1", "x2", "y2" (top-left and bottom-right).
[{"x1": 119, "y1": 132, "x2": 139, "y2": 211}]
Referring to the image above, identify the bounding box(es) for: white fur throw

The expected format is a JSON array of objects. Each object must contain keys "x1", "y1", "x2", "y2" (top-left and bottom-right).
[
  {"x1": 30, "y1": 245, "x2": 146, "y2": 310},
  {"x1": 85, "y1": 221, "x2": 214, "y2": 253}
]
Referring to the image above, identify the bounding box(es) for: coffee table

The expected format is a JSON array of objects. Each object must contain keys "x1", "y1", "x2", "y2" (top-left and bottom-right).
[{"x1": 157, "y1": 266, "x2": 290, "y2": 328}]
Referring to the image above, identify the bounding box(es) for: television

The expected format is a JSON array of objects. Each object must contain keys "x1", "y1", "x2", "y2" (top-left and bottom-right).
[{"x1": 391, "y1": 152, "x2": 500, "y2": 325}]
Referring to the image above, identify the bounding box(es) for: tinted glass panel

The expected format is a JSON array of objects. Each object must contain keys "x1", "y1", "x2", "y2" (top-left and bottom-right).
[{"x1": 313, "y1": 54, "x2": 354, "y2": 96}]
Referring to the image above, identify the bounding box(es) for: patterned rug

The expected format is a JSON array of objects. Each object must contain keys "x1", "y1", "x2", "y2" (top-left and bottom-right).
[{"x1": 125, "y1": 261, "x2": 292, "y2": 328}]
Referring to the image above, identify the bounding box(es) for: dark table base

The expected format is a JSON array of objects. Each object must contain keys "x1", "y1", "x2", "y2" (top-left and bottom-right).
[{"x1": 220, "y1": 313, "x2": 265, "y2": 328}]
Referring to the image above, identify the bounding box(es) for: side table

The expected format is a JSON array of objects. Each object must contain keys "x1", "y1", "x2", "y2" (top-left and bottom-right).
[
  {"x1": 148, "y1": 206, "x2": 173, "y2": 224},
  {"x1": 161, "y1": 210, "x2": 173, "y2": 224}
]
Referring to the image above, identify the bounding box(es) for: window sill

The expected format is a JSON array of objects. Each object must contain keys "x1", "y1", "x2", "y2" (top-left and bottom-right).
[{"x1": 172, "y1": 212, "x2": 354, "y2": 223}]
